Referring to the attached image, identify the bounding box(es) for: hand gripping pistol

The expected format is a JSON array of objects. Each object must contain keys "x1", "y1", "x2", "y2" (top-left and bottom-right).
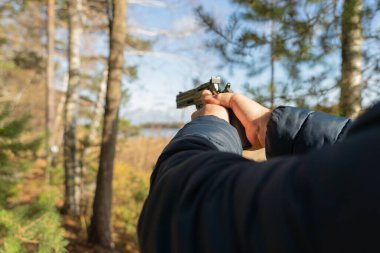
[{"x1": 176, "y1": 76, "x2": 251, "y2": 150}]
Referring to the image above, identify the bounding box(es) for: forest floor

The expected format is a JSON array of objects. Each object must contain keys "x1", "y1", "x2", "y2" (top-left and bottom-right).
[{"x1": 62, "y1": 215, "x2": 138, "y2": 253}]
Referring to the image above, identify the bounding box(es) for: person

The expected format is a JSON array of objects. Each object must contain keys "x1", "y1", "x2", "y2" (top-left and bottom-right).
[{"x1": 138, "y1": 90, "x2": 380, "y2": 253}]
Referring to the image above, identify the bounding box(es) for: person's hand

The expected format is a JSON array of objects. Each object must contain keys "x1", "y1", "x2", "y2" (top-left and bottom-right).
[
  {"x1": 191, "y1": 104, "x2": 229, "y2": 123},
  {"x1": 202, "y1": 90, "x2": 271, "y2": 150}
]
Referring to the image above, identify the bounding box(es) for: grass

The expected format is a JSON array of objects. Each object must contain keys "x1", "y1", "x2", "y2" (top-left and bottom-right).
[
  {"x1": 116, "y1": 136, "x2": 266, "y2": 169},
  {"x1": 116, "y1": 136, "x2": 171, "y2": 171}
]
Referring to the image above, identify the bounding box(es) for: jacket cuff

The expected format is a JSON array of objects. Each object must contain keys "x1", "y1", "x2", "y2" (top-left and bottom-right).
[
  {"x1": 174, "y1": 116, "x2": 243, "y2": 155},
  {"x1": 265, "y1": 106, "x2": 351, "y2": 158}
]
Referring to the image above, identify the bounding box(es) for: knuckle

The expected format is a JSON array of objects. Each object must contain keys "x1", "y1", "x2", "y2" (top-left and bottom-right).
[{"x1": 201, "y1": 90, "x2": 212, "y2": 96}]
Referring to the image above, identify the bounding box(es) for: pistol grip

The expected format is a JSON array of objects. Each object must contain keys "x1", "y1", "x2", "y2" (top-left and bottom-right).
[{"x1": 228, "y1": 109, "x2": 251, "y2": 150}]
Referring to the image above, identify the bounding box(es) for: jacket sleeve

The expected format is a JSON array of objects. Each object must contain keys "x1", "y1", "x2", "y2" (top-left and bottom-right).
[
  {"x1": 265, "y1": 106, "x2": 352, "y2": 158},
  {"x1": 138, "y1": 103, "x2": 380, "y2": 253},
  {"x1": 138, "y1": 115, "x2": 245, "y2": 253}
]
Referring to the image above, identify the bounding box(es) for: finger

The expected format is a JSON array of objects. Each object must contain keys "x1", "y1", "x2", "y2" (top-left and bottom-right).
[
  {"x1": 204, "y1": 93, "x2": 234, "y2": 108},
  {"x1": 200, "y1": 90, "x2": 215, "y2": 104},
  {"x1": 201, "y1": 90, "x2": 212, "y2": 97},
  {"x1": 203, "y1": 94, "x2": 220, "y2": 105}
]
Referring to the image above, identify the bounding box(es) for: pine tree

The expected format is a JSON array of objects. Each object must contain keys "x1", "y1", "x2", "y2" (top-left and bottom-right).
[
  {"x1": 196, "y1": 0, "x2": 319, "y2": 107},
  {"x1": 0, "y1": 195, "x2": 67, "y2": 253},
  {"x1": 0, "y1": 103, "x2": 67, "y2": 253},
  {"x1": 0, "y1": 104, "x2": 40, "y2": 206},
  {"x1": 196, "y1": 1, "x2": 379, "y2": 110},
  {"x1": 88, "y1": 0, "x2": 126, "y2": 248},
  {"x1": 339, "y1": 0, "x2": 363, "y2": 117}
]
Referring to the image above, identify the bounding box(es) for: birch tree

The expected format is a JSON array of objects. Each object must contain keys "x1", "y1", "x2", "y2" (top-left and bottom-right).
[
  {"x1": 88, "y1": 0, "x2": 126, "y2": 247},
  {"x1": 79, "y1": 70, "x2": 107, "y2": 191},
  {"x1": 63, "y1": 0, "x2": 82, "y2": 216}
]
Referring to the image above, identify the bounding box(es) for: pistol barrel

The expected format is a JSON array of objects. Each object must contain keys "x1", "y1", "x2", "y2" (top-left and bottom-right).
[
  {"x1": 176, "y1": 76, "x2": 221, "y2": 109},
  {"x1": 176, "y1": 89, "x2": 202, "y2": 108}
]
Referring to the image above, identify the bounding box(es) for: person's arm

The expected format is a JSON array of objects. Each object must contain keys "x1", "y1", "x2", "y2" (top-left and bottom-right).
[
  {"x1": 148, "y1": 114, "x2": 243, "y2": 188},
  {"x1": 138, "y1": 112, "x2": 245, "y2": 253},
  {"x1": 138, "y1": 102, "x2": 380, "y2": 253},
  {"x1": 265, "y1": 106, "x2": 352, "y2": 158},
  {"x1": 203, "y1": 92, "x2": 352, "y2": 158}
]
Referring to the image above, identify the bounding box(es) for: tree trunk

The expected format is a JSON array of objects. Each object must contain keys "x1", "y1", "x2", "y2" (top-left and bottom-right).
[
  {"x1": 51, "y1": 74, "x2": 68, "y2": 167},
  {"x1": 269, "y1": 0, "x2": 276, "y2": 109},
  {"x1": 81, "y1": 70, "x2": 108, "y2": 160},
  {"x1": 339, "y1": 0, "x2": 363, "y2": 118},
  {"x1": 63, "y1": 0, "x2": 82, "y2": 216},
  {"x1": 88, "y1": 0, "x2": 126, "y2": 248},
  {"x1": 79, "y1": 70, "x2": 107, "y2": 164},
  {"x1": 46, "y1": 0, "x2": 55, "y2": 177},
  {"x1": 79, "y1": 70, "x2": 107, "y2": 201},
  {"x1": 269, "y1": 18, "x2": 275, "y2": 109}
]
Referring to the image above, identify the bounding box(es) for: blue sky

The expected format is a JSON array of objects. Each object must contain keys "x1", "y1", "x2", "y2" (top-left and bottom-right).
[{"x1": 122, "y1": 0, "x2": 250, "y2": 124}]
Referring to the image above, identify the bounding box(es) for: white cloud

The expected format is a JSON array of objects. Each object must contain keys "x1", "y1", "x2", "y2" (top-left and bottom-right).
[{"x1": 172, "y1": 14, "x2": 201, "y2": 35}]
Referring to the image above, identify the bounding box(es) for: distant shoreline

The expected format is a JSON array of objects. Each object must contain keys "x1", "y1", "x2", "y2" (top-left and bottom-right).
[
  {"x1": 140, "y1": 128, "x2": 180, "y2": 138},
  {"x1": 139, "y1": 122, "x2": 184, "y2": 129}
]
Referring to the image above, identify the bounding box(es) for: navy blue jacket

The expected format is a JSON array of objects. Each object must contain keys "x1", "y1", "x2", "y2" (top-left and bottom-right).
[{"x1": 138, "y1": 103, "x2": 380, "y2": 253}]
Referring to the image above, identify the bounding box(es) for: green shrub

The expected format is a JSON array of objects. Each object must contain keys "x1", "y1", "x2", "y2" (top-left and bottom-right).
[
  {"x1": 0, "y1": 194, "x2": 67, "y2": 253},
  {"x1": 0, "y1": 103, "x2": 41, "y2": 206},
  {"x1": 0, "y1": 103, "x2": 67, "y2": 253}
]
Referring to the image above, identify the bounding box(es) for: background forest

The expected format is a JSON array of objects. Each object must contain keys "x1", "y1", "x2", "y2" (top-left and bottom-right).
[{"x1": 0, "y1": 0, "x2": 379, "y2": 252}]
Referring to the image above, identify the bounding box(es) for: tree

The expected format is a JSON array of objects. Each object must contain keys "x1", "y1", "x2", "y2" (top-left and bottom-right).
[
  {"x1": 63, "y1": 0, "x2": 82, "y2": 216},
  {"x1": 88, "y1": 0, "x2": 126, "y2": 248},
  {"x1": 46, "y1": 0, "x2": 56, "y2": 175},
  {"x1": 0, "y1": 103, "x2": 67, "y2": 253},
  {"x1": 0, "y1": 104, "x2": 40, "y2": 205},
  {"x1": 196, "y1": 1, "x2": 379, "y2": 112},
  {"x1": 78, "y1": 70, "x2": 107, "y2": 194},
  {"x1": 196, "y1": 0, "x2": 318, "y2": 108},
  {"x1": 339, "y1": 0, "x2": 363, "y2": 118}
]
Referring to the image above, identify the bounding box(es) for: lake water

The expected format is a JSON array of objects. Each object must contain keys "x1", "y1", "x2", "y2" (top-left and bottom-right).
[{"x1": 140, "y1": 128, "x2": 180, "y2": 138}]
